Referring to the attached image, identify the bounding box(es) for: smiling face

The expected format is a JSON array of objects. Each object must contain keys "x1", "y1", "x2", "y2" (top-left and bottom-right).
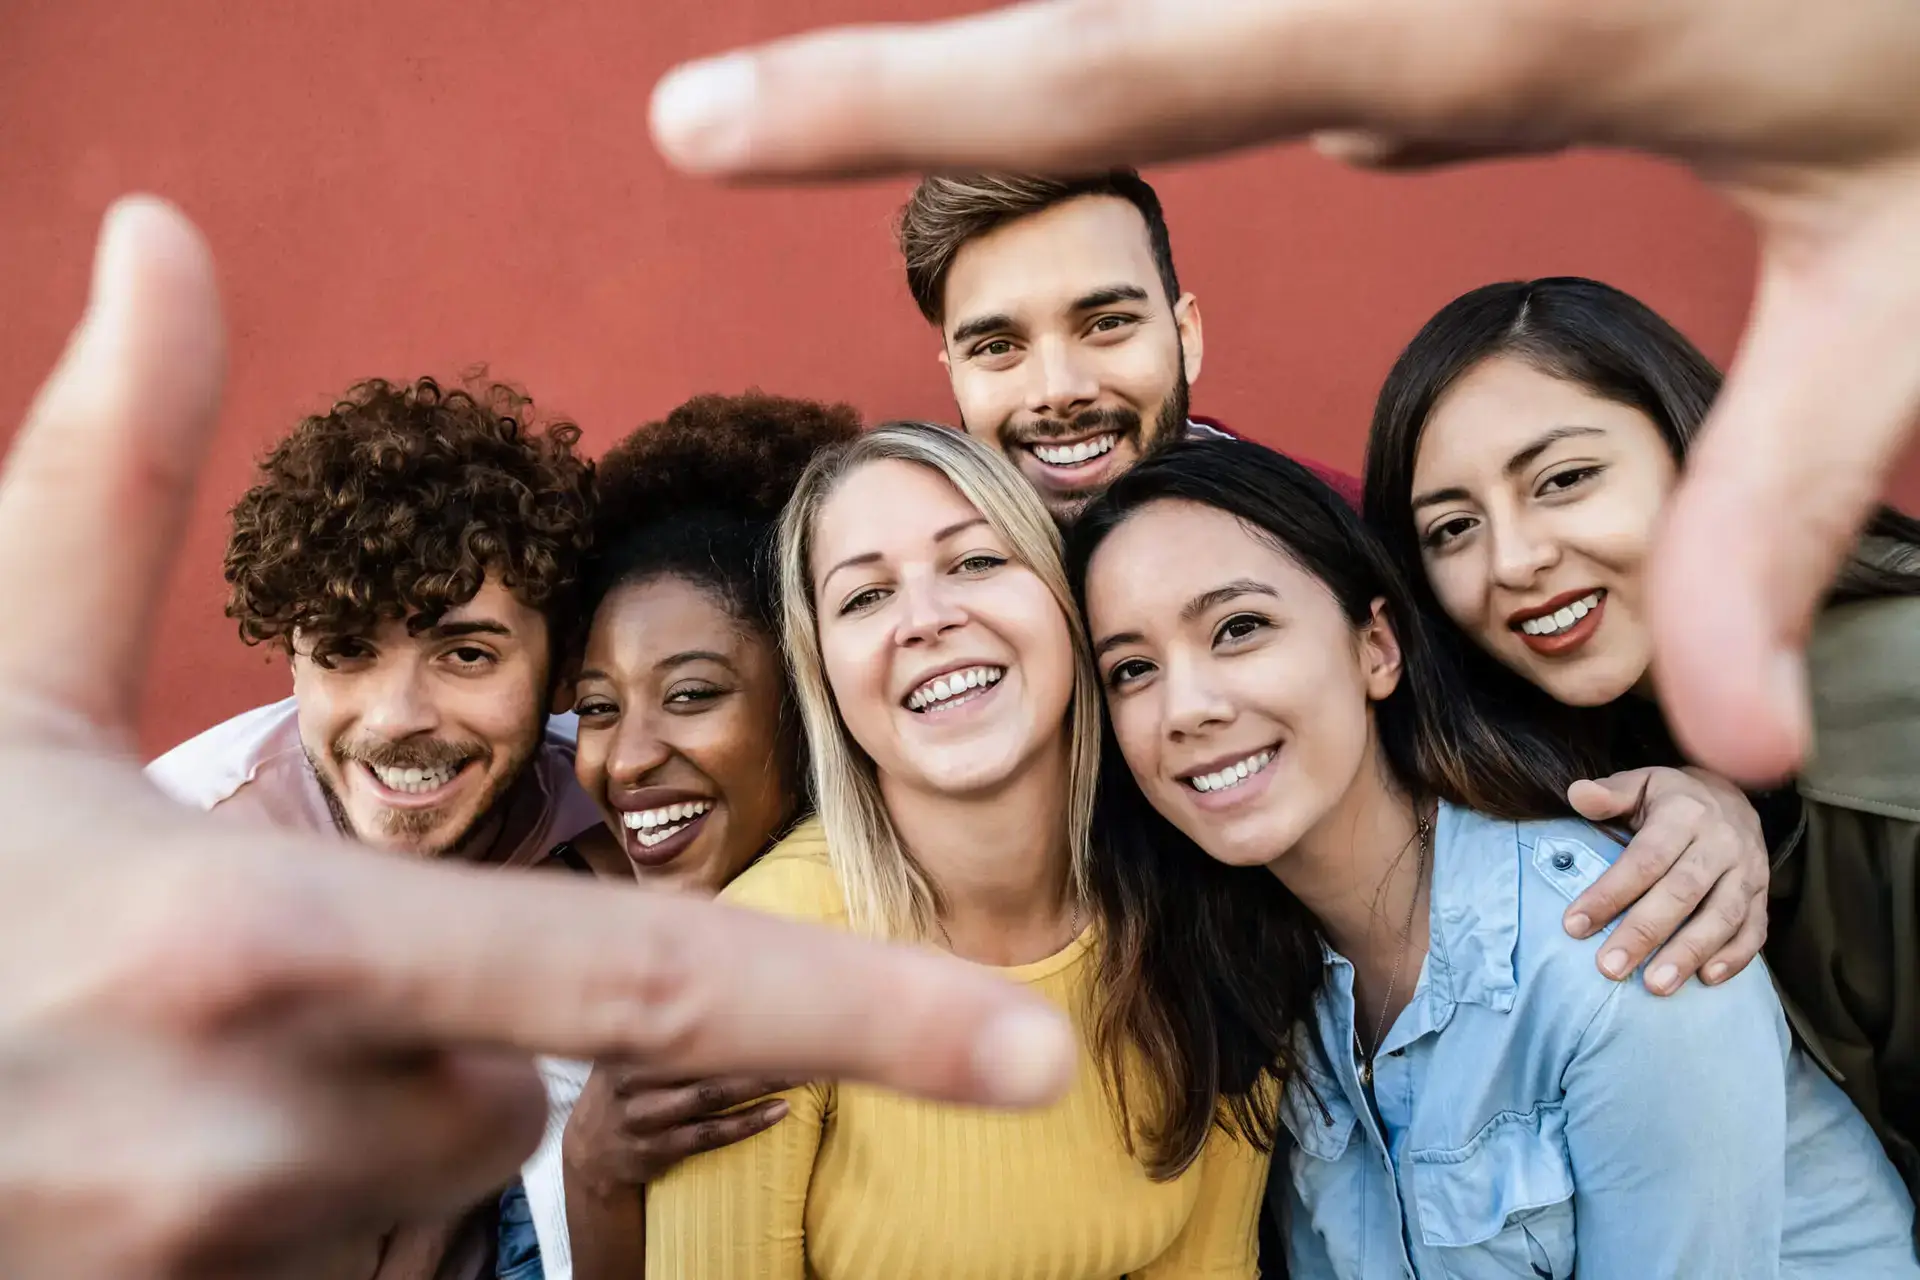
[
  {"x1": 938, "y1": 195, "x2": 1203, "y2": 520},
  {"x1": 1410, "y1": 355, "x2": 1678, "y2": 706},
  {"x1": 291, "y1": 576, "x2": 550, "y2": 859},
  {"x1": 810, "y1": 458, "x2": 1077, "y2": 800},
  {"x1": 569, "y1": 574, "x2": 797, "y2": 895},
  {"x1": 1085, "y1": 500, "x2": 1403, "y2": 869}
]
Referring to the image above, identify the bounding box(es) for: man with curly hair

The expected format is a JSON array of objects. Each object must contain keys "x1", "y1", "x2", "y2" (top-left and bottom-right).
[
  {"x1": 149, "y1": 376, "x2": 601, "y2": 871},
  {"x1": 146, "y1": 375, "x2": 604, "y2": 1280}
]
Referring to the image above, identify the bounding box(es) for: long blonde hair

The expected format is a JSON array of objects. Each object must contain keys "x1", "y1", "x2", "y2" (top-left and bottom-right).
[{"x1": 775, "y1": 422, "x2": 1102, "y2": 939}]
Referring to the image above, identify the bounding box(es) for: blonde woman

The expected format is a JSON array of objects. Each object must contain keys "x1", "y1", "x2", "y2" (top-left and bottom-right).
[{"x1": 643, "y1": 423, "x2": 1271, "y2": 1278}]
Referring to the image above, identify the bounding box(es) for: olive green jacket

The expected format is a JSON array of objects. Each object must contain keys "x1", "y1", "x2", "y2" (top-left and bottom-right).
[{"x1": 1773, "y1": 592, "x2": 1920, "y2": 1201}]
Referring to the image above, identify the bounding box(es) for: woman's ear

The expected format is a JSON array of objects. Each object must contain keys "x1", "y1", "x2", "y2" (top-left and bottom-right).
[{"x1": 1360, "y1": 598, "x2": 1405, "y2": 701}]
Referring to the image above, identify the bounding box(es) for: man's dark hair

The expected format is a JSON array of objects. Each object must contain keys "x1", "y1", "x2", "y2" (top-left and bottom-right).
[
  {"x1": 898, "y1": 171, "x2": 1180, "y2": 324},
  {"x1": 225, "y1": 376, "x2": 595, "y2": 655}
]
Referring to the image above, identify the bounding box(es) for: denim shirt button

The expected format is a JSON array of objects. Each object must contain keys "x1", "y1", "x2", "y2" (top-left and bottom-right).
[{"x1": 1550, "y1": 849, "x2": 1576, "y2": 872}]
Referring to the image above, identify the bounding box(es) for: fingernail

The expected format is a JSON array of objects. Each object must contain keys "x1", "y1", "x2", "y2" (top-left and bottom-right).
[
  {"x1": 1564, "y1": 912, "x2": 1591, "y2": 939},
  {"x1": 972, "y1": 1005, "x2": 1074, "y2": 1106},
  {"x1": 650, "y1": 54, "x2": 758, "y2": 173},
  {"x1": 767, "y1": 1100, "x2": 789, "y2": 1119},
  {"x1": 1705, "y1": 962, "x2": 1728, "y2": 984},
  {"x1": 1600, "y1": 949, "x2": 1630, "y2": 980},
  {"x1": 1649, "y1": 963, "x2": 1679, "y2": 993}
]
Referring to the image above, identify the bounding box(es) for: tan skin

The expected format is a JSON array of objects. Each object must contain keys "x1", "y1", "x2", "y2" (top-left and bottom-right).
[
  {"x1": 290, "y1": 576, "x2": 553, "y2": 860},
  {"x1": 1411, "y1": 357, "x2": 1771, "y2": 991},
  {"x1": 563, "y1": 574, "x2": 805, "y2": 1280},
  {"x1": 1088, "y1": 500, "x2": 1428, "y2": 1034},
  {"x1": 812, "y1": 458, "x2": 1082, "y2": 965},
  {"x1": 651, "y1": 0, "x2": 1920, "y2": 789},
  {"x1": 0, "y1": 202, "x2": 1074, "y2": 1280},
  {"x1": 938, "y1": 194, "x2": 1203, "y2": 522}
]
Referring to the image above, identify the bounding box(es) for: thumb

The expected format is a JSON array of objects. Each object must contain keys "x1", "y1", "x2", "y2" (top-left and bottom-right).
[
  {"x1": 1567, "y1": 773, "x2": 1647, "y2": 823},
  {"x1": 1650, "y1": 168, "x2": 1920, "y2": 785}
]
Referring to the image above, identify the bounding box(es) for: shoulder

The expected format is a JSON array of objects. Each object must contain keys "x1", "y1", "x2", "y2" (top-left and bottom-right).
[
  {"x1": 718, "y1": 816, "x2": 848, "y2": 927},
  {"x1": 1435, "y1": 806, "x2": 1627, "y2": 1015},
  {"x1": 1801, "y1": 594, "x2": 1920, "y2": 818},
  {"x1": 145, "y1": 697, "x2": 304, "y2": 809}
]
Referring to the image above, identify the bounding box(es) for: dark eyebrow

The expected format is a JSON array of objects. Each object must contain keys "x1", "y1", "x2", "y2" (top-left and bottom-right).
[
  {"x1": 1182, "y1": 579, "x2": 1279, "y2": 622},
  {"x1": 574, "y1": 650, "x2": 736, "y2": 686},
  {"x1": 949, "y1": 311, "x2": 1018, "y2": 347},
  {"x1": 1410, "y1": 425, "x2": 1606, "y2": 510},
  {"x1": 412, "y1": 618, "x2": 514, "y2": 641},
  {"x1": 820, "y1": 517, "x2": 991, "y2": 588},
  {"x1": 1070, "y1": 283, "x2": 1151, "y2": 311},
  {"x1": 656, "y1": 648, "x2": 734, "y2": 672},
  {"x1": 1092, "y1": 579, "x2": 1279, "y2": 659}
]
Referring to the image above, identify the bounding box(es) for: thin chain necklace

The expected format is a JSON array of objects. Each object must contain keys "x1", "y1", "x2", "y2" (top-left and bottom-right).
[
  {"x1": 936, "y1": 894, "x2": 1082, "y2": 955},
  {"x1": 1356, "y1": 811, "x2": 1432, "y2": 1089}
]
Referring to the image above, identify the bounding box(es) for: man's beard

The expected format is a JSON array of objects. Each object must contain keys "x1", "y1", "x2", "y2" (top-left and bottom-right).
[
  {"x1": 310, "y1": 728, "x2": 537, "y2": 859},
  {"x1": 997, "y1": 363, "x2": 1191, "y2": 525}
]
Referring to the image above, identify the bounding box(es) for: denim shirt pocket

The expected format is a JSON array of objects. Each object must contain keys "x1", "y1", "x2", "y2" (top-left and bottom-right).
[
  {"x1": 1410, "y1": 1106, "x2": 1577, "y2": 1280},
  {"x1": 1281, "y1": 1049, "x2": 1358, "y2": 1164}
]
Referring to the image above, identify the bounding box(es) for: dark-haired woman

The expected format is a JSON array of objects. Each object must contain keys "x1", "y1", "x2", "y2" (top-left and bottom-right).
[
  {"x1": 1363, "y1": 276, "x2": 1920, "y2": 1197},
  {"x1": 1069, "y1": 437, "x2": 1918, "y2": 1276},
  {"x1": 503, "y1": 392, "x2": 860, "y2": 1280}
]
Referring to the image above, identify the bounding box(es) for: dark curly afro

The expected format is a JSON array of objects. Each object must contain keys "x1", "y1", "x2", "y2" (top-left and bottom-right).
[
  {"x1": 224, "y1": 376, "x2": 595, "y2": 655},
  {"x1": 584, "y1": 391, "x2": 862, "y2": 643}
]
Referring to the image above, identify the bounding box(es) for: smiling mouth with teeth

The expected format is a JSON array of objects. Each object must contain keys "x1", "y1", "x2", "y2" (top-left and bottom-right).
[
  {"x1": 367, "y1": 760, "x2": 465, "y2": 795},
  {"x1": 1029, "y1": 433, "x2": 1119, "y2": 468},
  {"x1": 622, "y1": 799, "x2": 714, "y2": 847},
  {"x1": 1187, "y1": 749, "x2": 1275, "y2": 794},
  {"x1": 906, "y1": 665, "x2": 1006, "y2": 713},
  {"x1": 1515, "y1": 589, "x2": 1605, "y2": 637}
]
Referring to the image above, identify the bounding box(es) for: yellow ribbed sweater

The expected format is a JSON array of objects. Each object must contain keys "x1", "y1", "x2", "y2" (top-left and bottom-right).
[{"x1": 644, "y1": 818, "x2": 1268, "y2": 1279}]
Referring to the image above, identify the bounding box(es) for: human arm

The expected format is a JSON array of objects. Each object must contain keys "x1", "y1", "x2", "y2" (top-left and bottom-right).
[
  {"x1": 647, "y1": 0, "x2": 1920, "y2": 789},
  {"x1": 1563, "y1": 767, "x2": 1769, "y2": 992},
  {"x1": 0, "y1": 199, "x2": 1073, "y2": 1277},
  {"x1": 1559, "y1": 968, "x2": 1788, "y2": 1274},
  {"x1": 563, "y1": 1063, "x2": 800, "y2": 1280}
]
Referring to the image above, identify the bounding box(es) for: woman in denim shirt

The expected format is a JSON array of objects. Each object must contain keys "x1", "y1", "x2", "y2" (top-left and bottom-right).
[{"x1": 1068, "y1": 437, "x2": 1917, "y2": 1277}]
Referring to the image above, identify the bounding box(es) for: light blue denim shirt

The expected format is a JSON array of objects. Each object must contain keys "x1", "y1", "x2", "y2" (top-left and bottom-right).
[{"x1": 1277, "y1": 803, "x2": 1918, "y2": 1278}]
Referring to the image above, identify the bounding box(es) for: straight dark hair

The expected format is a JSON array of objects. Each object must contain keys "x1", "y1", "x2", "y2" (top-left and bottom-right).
[
  {"x1": 1363, "y1": 277, "x2": 1920, "y2": 763},
  {"x1": 1065, "y1": 436, "x2": 1596, "y2": 1179}
]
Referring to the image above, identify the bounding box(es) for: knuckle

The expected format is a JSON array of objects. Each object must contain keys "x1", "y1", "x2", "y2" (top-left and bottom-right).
[
  {"x1": 571, "y1": 927, "x2": 706, "y2": 1064},
  {"x1": 1655, "y1": 860, "x2": 1712, "y2": 908}
]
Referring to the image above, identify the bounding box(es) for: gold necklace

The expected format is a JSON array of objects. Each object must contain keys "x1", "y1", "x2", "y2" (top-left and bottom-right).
[{"x1": 1356, "y1": 812, "x2": 1432, "y2": 1088}]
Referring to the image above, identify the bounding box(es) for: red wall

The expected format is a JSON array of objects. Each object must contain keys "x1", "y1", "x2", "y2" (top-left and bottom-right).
[{"x1": 5, "y1": 0, "x2": 1913, "y2": 755}]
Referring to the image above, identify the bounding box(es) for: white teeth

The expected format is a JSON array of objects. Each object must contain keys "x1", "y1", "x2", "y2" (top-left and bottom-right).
[
  {"x1": 621, "y1": 799, "x2": 714, "y2": 845},
  {"x1": 907, "y1": 666, "x2": 1006, "y2": 712},
  {"x1": 1518, "y1": 591, "x2": 1604, "y2": 637},
  {"x1": 1032, "y1": 434, "x2": 1117, "y2": 466},
  {"x1": 370, "y1": 761, "x2": 460, "y2": 794},
  {"x1": 1188, "y1": 750, "x2": 1274, "y2": 794}
]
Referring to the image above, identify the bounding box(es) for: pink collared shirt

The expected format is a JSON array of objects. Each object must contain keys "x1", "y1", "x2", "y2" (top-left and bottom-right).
[{"x1": 147, "y1": 696, "x2": 600, "y2": 867}]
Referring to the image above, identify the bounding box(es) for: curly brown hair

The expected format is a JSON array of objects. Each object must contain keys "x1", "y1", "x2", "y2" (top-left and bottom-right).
[
  {"x1": 584, "y1": 391, "x2": 862, "y2": 642},
  {"x1": 225, "y1": 376, "x2": 595, "y2": 656}
]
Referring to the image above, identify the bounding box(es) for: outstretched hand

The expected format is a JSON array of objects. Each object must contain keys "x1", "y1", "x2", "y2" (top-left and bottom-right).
[
  {"x1": 0, "y1": 200, "x2": 1072, "y2": 1278},
  {"x1": 648, "y1": 0, "x2": 1920, "y2": 785}
]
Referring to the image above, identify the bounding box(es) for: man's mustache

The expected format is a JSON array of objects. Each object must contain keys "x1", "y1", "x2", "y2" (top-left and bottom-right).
[
  {"x1": 1004, "y1": 407, "x2": 1141, "y2": 446},
  {"x1": 333, "y1": 737, "x2": 485, "y2": 771}
]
